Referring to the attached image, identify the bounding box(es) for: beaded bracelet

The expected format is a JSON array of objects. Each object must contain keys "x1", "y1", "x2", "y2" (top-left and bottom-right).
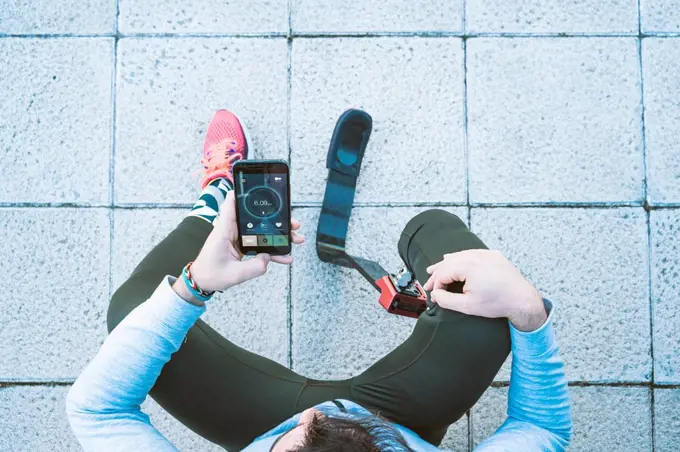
[{"x1": 181, "y1": 262, "x2": 214, "y2": 302}]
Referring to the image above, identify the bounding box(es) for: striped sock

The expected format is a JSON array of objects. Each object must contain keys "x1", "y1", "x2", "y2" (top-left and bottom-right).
[{"x1": 189, "y1": 178, "x2": 233, "y2": 224}]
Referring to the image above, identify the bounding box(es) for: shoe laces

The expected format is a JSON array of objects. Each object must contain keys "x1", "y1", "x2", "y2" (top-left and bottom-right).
[{"x1": 201, "y1": 140, "x2": 243, "y2": 175}]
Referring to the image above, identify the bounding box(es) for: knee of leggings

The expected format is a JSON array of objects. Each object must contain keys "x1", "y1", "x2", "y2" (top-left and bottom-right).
[
  {"x1": 398, "y1": 209, "x2": 467, "y2": 254},
  {"x1": 402, "y1": 209, "x2": 466, "y2": 234}
]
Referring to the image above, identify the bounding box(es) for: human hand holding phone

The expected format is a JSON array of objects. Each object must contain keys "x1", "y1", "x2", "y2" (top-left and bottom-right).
[{"x1": 185, "y1": 190, "x2": 304, "y2": 295}]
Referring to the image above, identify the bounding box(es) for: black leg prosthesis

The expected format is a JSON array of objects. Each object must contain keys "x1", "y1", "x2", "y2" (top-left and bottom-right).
[{"x1": 315, "y1": 109, "x2": 427, "y2": 318}]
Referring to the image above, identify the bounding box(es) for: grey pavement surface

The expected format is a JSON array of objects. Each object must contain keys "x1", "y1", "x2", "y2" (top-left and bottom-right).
[{"x1": 1, "y1": 0, "x2": 679, "y2": 451}]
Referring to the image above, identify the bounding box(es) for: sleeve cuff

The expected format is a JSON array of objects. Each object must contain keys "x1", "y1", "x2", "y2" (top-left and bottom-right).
[
  {"x1": 147, "y1": 276, "x2": 207, "y2": 333},
  {"x1": 509, "y1": 298, "x2": 557, "y2": 357}
]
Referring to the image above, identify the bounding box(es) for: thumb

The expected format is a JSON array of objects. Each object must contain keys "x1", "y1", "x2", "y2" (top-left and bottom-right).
[
  {"x1": 234, "y1": 253, "x2": 271, "y2": 283},
  {"x1": 217, "y1": 190, "x2": 237, "y2": 229},
  {"x1": 430, "y1": 289, "x2": 473, "y2": 315}
]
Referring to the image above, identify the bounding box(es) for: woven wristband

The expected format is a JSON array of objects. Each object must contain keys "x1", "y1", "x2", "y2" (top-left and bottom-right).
[{"x1": 182, "y1": 262, "x2": 213, "y2": 302}]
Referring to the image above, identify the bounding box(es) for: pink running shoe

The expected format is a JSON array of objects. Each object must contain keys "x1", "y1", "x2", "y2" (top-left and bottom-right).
[{"x1": 200, "y1": 110, "x2": 252, "y2": 189}]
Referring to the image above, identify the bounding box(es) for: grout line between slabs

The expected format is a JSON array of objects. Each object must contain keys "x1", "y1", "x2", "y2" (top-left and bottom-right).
[
  {"x1": 467, "y1": 410, "x2": 473, "y2": 452},
  {"x1": 287, "y1": 0, "x2": 294, "y2": 370},
  {"x1": 462, "y1": 0, "x2": 467, "y2": 35},
  {"x1": 462, "y1": 38, "x2": 471, "y2": 218},
  {"x1": 650, "y1": 385, "x2": 656, "y2": 451},
  {"x1": 463, "y1": 0, "x2": 469, "y2": 254},
  {"x1": 108, "y1": 208, "x2": 115, "y2": 299},
  {"x1": 0, "y1": 381, "x2": 74, "y2": 387},
  {"x1": 4, "y1": 31, "x2": 680, "y2": 39},
  {"x1": 287, "y1": 261, "x2": 293, "y2": 370},
  {"x1": 7, "y1": 201, "x2": 680, "y2": 209},
  {"x1": 114, "y1": 0, "x2": 120, "y2": 35},
  {"x1": 646, "y1": 209, "x2": 657, "y2": 450},
  {"x1": 638, "y1": 0, "x2": 644, "y2": 36},
  {"x1": 637, "y1": 0, "x2": 656, "y2": 445},
  {"x1": 637, "y1": 36, "x2": 649, "y2": 208},
  {"x1": 108, "y1": 1, "x2": 120, "y2": 302}
]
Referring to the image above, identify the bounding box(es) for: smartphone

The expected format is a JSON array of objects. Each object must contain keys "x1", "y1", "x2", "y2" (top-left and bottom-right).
[{"x1": 233, "y1": 160, "x2": 291, "y2": 256}]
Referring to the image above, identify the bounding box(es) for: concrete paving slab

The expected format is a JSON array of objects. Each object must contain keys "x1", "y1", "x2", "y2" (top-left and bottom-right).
[
  {"x1": 650, "y1": 210, "x2": 680, "y2": 383},
  {"x1": 0, "y1": 208, "x2": 110, "y2": 380},
  {"x1": 654, "y1": 388, "x2": 680, "y2": 451},
  {"x1": 642, "y1": 38, "x2": 680, "y2": 204},
  {"x1": 569, "y1": 386, "x2": 652, "y2": 451},
  {"x1": 0, "y1": 0, "x2": 115, "y2": 34},
  {"x1": 0, "y1": 38, "x2": 113, "y2": 203},
  {"x1": 111, "y1": 208, "x2": 186, "y2": 291},
  {"x1": 470, "y1": 387, "x2": 507, "y2": 447},
  {"x1": 0, "y1": 386, "x2": 77, "y2": 452},
  {"x1": 440, "y1": 414, "x2": 468, "y2": 452},
  {"x1": 471, "y1": 386, "x2": 652, "y2": 451},
  {"x1": 467, "y1": 0, "x2": 638, "y2": 33},
  {"x1": 292, "y1": 0, "x2": 463, "y2": 33},
  {"x1": 118, "y1": 0, "x2": 288, "y2": 34},
  {"x1": 471, "y1": 208, "x2": 651, "y2": 382},
  {"x1": 115, "y1": 38, "x2": 288, "y2": 204},
  {"x1": 467, "y1": 38, "x2": 643, "y2": 203},
  {"x1": 641, "y1": 0, "x2": 680, "y2": 32},
  {"x1": 290, "y1": 38, "x2": 466, "y2": 204}
]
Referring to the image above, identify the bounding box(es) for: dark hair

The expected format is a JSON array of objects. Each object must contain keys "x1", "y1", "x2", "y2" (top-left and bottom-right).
[{"x1": 291, "y1": 412, "x2": 414, "y2": 452}]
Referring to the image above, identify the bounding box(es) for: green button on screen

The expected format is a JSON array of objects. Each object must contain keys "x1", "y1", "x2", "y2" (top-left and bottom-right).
[{"x1": 273, "y1": 235, "x2": 289, "y2": 246}]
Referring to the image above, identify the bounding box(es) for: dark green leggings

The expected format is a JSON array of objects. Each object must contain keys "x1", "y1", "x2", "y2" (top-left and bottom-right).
[{"x1": 108, "y1": 209, "x2": 510, "y2": 450}]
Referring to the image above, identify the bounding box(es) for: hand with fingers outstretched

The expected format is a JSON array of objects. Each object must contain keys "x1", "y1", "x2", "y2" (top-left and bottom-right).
[
  {"x1": 423, "y1": 249, "x2": 547, "y2": 332},
  {"x1": 173, "y1": 190, "x2": 305, "y2": 302}
]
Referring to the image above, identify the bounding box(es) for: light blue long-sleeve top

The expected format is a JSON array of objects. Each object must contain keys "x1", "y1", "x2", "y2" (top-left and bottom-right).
[{"x1": 66, "y1": 276, "x2": 572, "y2": 451}]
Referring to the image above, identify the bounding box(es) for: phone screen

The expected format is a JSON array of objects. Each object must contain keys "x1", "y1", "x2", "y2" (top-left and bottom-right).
[{"x1": 234, "y1": 161, "x2": 291, "y2": 255}]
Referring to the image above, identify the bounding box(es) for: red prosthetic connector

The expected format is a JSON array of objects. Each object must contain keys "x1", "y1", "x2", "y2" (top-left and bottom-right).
[{"x1": 376, "y1": 275, "x2": 428, "y2": 319}]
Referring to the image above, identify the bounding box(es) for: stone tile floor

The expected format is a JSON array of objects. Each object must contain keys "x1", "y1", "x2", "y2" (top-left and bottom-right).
[{"x1": 1, "y1": 0, "x2": 679, "y2": 450}]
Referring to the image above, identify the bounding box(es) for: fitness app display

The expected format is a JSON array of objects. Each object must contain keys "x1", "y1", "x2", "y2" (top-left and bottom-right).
[{"x1": 234, "y1": 162, "x2": 291, "y2": 255}]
